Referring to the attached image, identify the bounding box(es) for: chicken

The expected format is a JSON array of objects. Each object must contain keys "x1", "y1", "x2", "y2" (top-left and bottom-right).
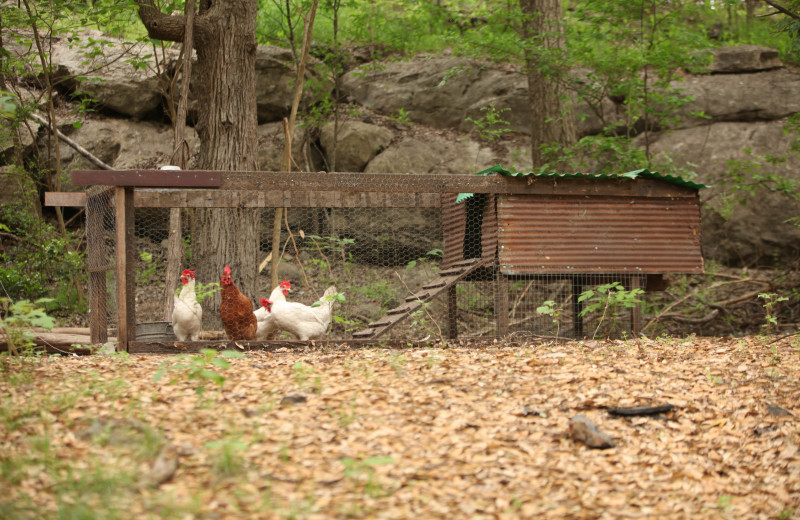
[
  {"x1": 171, "y1": 269, "x2": 203, "y2": 341},
  {"x1": 269, "y1": 285, "x2": 338, "y2": 340},
  {"x1": 219, "y1": 264, "x2": 257, "y2": 340},
  {"x1": 253, "y1": 280, "x2": 292, "y2": 341},
  {"x1": 253, "y1": 298, "x2": 276, "y2": 340}
]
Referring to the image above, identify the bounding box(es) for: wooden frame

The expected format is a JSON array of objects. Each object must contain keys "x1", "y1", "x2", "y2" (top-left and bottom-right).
[{"x1": 64, "y1": 169, "x2": 700, "y2": 351}]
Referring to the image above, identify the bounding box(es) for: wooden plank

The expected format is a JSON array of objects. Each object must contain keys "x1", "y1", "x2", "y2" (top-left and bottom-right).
[
  {"x1": 115, "y1": 187, "x2": 136, "y2": 352},
  {"x1": 222, "y1": 171, "x2": 699, "y2": 197},
  {"x1": 71, "y1": 170, "x2": 698, "y2": 197},
  {"x1": 73, "y1": 170, "x2": 222, "y2": 188},
  {"x1": 45, "y1": 191, "x2": 86, "y2": 207},
  {"x1": 132, "y1": 190, "x2": 444, "y2": 208}
]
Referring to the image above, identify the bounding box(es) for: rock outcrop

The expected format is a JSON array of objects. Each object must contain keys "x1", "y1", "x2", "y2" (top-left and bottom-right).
[{"x1": 3, "y1": 30, "x2": 799, "y2": 267}]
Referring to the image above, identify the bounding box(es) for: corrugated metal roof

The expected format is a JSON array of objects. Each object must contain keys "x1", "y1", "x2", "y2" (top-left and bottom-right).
[
  {"x1": 476, "y1": 164, "x2": 710, "y2": 189},
  {"x1": 456, "y1": 165, "x2": 709, "y2": 202}
]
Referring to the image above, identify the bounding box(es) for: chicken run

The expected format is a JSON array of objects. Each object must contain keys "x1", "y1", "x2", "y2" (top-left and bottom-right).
[{"x1": 70, "y1": 167, "x2": 704, "y2": 351}]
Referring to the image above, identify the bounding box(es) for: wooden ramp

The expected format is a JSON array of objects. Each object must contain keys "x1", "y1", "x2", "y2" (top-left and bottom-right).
[{"x1": 352, "y1": 257, "x2": 491, "y2": 340}]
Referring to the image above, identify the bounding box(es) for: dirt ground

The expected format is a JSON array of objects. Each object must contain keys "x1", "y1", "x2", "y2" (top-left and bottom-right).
[{"x1": 2, "y1": 335, "x2": 799, "y2": 519}]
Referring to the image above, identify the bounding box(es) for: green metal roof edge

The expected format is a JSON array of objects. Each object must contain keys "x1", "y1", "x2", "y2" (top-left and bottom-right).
[{"x1": 473, "y1": 164, "x2": 710, "y2": 190}]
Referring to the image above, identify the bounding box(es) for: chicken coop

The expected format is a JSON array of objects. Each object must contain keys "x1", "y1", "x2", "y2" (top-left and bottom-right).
[{"x1": 62, "y1": 166, "x2": 705, "y2": 352}]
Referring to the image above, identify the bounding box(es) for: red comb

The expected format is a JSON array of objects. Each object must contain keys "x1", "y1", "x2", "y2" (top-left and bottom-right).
[
  {"x1": 181, "y1": 269, "x2": 195, "y2": 278},
  {"x1": 223, "y1": 265, "x2": 231, "y2": 275},
  {"x1": 260, "y1": 297, "x2": 268, "y2": 307},
  {"x1": 280, "y1": 279, "x2": 291, "y2": 288}
]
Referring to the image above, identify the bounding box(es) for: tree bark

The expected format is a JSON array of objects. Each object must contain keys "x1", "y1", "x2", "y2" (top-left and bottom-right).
[
  {"x1": 138, "y1": 0, "x2": 260, "y2": 327},
  {"x1": 518, "y1": 0, "x2": 577, "y2": 169}
]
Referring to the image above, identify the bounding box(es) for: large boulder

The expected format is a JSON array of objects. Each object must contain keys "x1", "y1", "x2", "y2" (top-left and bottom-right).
[
  {"x1": 39, "y1": 118, "x2": 199, "y2": 190},
  {"x1": 670, "y1": 68, "x2": 800, "y2": 128},
  {"x1": 340, "y1": 55, "x2": 533, "y2": 135},
  {"x1": 48, "y1": 29, "x2": 171, "y2": 120},
  {"x1": 319, "y1": 120, "x2": 393, "y2": 172},
  {"x1": 254, "y1": 46, "x2": 329, "y2": 124},
  {"x1": 708, "y1": 44, "x2": 783, "y2": 73},
  {"x1": 646, "y1": 121, "x2": 800, "y2": 266}
]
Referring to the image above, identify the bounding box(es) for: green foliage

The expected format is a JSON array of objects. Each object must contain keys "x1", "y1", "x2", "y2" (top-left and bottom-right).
[
  {"x1": 718, "y1": 151, "x2": 800, "y2": 225},
  {"x1": 205, "y1": 437, "x2": 249, "y2": 477},
  {"x1": 405, "y1": 248, "x2": 442, "y2": 270},
  {"x1": 466, "y1": 103, "x2": 512, "y2": 143},
  {"x1": 579, "y1": 282, "x2": 644, "y2": 339},
  {"x1": 341, "y1": 455, "x2": 394, "y2": 498},
  {"x1": 0, "y1": 297, "x2": 56, "y2": 356},
  {"x1": 394, "y1": 107, "x2": 411, "y2": 123},
  {"x1": 758, "y1": 292, "x2": 789, "y2": 334},
  {"x1": 536, "y1": 299, "x2": 563, "y2": 338},
  {"x1": 137, "y1": 251, "x2": 158, "y2": 285},
  {"x1": 174, "y1": 281, "x2": 220, "y2": 304},
  {"x1": 0, "y1": 190, "x2": 86, "y2": 313},
  {"x1": 154, "y1": 349, "x2": 245, "y2": 396}
]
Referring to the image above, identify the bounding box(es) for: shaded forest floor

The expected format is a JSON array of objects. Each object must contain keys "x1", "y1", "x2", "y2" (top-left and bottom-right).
[{"x1": 2, "y1": 335, "x2": 799, "y2": 519}]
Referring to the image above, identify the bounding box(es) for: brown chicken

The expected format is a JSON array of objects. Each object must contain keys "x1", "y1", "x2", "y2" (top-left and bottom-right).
[{"x1": 219, "y1": 264, "x2": 257, "y2": 340}]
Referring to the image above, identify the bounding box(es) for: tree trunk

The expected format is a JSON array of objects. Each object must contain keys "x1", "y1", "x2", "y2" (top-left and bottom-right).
[
  {"x1": 138, "y1": 0, "x2": 260, "y2": 327},
  {"x1": 518, "y1": 0, "x2": 577, "y2": 169}
]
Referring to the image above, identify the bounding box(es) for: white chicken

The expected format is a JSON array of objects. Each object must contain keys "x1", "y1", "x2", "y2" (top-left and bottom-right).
[
  {"x1": 269, "y1": 285, "x2": 338, "y2": 341},
  {"x1": 253, "y1": 280, "x2": 292, "y2": 341},
  {"x1": 171, "y1": 269, "x2": 203, "y2": 341}
]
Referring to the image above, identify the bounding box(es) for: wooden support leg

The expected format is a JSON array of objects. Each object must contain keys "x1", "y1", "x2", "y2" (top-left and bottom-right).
[
  {"x1": 115, "y1": 187, "x2": 136, "y2": 352},
  {"x1": 630, "y1": 275, "x2": 643, "y2": 337},
  {"x1": 572, "y1": 277, "x2": 584, "y2": 338},
  {"x1": 495, "y1": 274, "x2": 509, "y2": 337},
  {"x1": 447, "y1": 285, "x2": 458, "y2": 339}
]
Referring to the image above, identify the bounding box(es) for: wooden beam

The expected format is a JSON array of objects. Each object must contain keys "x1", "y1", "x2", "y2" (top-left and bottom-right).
[
  {"x1": 45, "y1": 191, "x2": 86, "y2": 207},
  {"x1": 134, "y1": 189, "x2": 442, "y2": 208},
  {"x1": 72, "y1": 170, "x2": 222, "y2": 188},
  {"x1": 70, "y1": 170, "x2": 698, "y2": 197},
  {"x1": 115, "y1": 187, "x2": 136, "y2": 352}
]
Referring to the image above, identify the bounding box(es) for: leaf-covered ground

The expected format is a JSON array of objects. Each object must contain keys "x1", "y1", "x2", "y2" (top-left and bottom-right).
[{"x1": 2, "y1": 335, "x2": 799, "y2": 519}]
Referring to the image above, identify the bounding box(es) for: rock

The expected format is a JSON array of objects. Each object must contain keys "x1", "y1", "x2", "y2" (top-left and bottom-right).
[
  {"x1": 254, "y1": 46, "x2": 330, "y2": 124},
  {"x1": 41, "y1": 118, "x2": 199, "y2": 181},
  {"x1": 319, "y1": 120, "x2": 393, "y2": 172},
  {"x1": 645, "y1": 121, "x2": 800, "y2": 266},
  {"x1": 341, "y1": 56, "x2": 532, "y2": 134},
  {"x1": 709, "y1": 45, "x2": 783, "y2": 73},
  {"x1": 669, "y1": 69, "x2": 800, "y2": 128},
  {"x1": 569, "y1": 414, "x2": 615, "y2": 449},
  {"x1": 48, "y1": 29, "x2": 170, "y2": 119},
  {"x1": 280, "y1": 392, "x2": 308, "y2": 406}
]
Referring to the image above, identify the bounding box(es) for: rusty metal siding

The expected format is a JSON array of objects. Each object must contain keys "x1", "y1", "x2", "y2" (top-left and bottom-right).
[
  {"x1": 496, "y1": 194, "x2": 703, "y2": 274},
  {"x1": 442, "y1": 194, "x2": 499, "y2": 268},
  {"x1": 441, "y1": 193, "x2": 465, "y2": 268},
  {"x1": 481, "y1": 194, "x2": 498, "y2": 263}
]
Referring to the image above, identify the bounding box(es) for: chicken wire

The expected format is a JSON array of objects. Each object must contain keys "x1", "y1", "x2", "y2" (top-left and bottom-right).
[{"x1": 84, "y1": 175, "x2": 659, "y2": 343}]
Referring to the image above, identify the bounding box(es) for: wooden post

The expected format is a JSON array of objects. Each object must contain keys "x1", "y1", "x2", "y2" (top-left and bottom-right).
[
  {"x1": 630, "y1": 275, "x2": 642, "y2": 337},
  {"x1": 86, "y1": 190, "x2": 110, "y2": 344},
  {"x1": 447, "y1": 284, "x2": 458, "y2": 339},
  {"x1": 115, "y1": 187, "x2": 136, "y2": 351},
  {"x1": 495, "y1": 273, "x2": 509, "y2": 337},
  {"x1": 572, "y1": 277, "x2": 584, "y2": 338}
]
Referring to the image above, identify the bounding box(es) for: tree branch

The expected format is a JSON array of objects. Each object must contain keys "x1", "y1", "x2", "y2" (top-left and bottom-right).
[
  {"x1": 29, "y1": 112, "x2": 114, "y2": 170},
  {"x1": 762, "y1": 0, "x2": 800, "y2": 21},
  {"x1": 136, "y1": 0, "x2": 212, "y2": 46}
]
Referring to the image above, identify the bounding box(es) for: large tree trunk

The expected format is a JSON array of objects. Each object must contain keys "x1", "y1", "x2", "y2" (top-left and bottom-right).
[
  {"x1": 138, "y1": 0, "x2": 260, "y2": 327},
  {"x1": 519, "y1": 0, "x2": 577, "y2": 168}
]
